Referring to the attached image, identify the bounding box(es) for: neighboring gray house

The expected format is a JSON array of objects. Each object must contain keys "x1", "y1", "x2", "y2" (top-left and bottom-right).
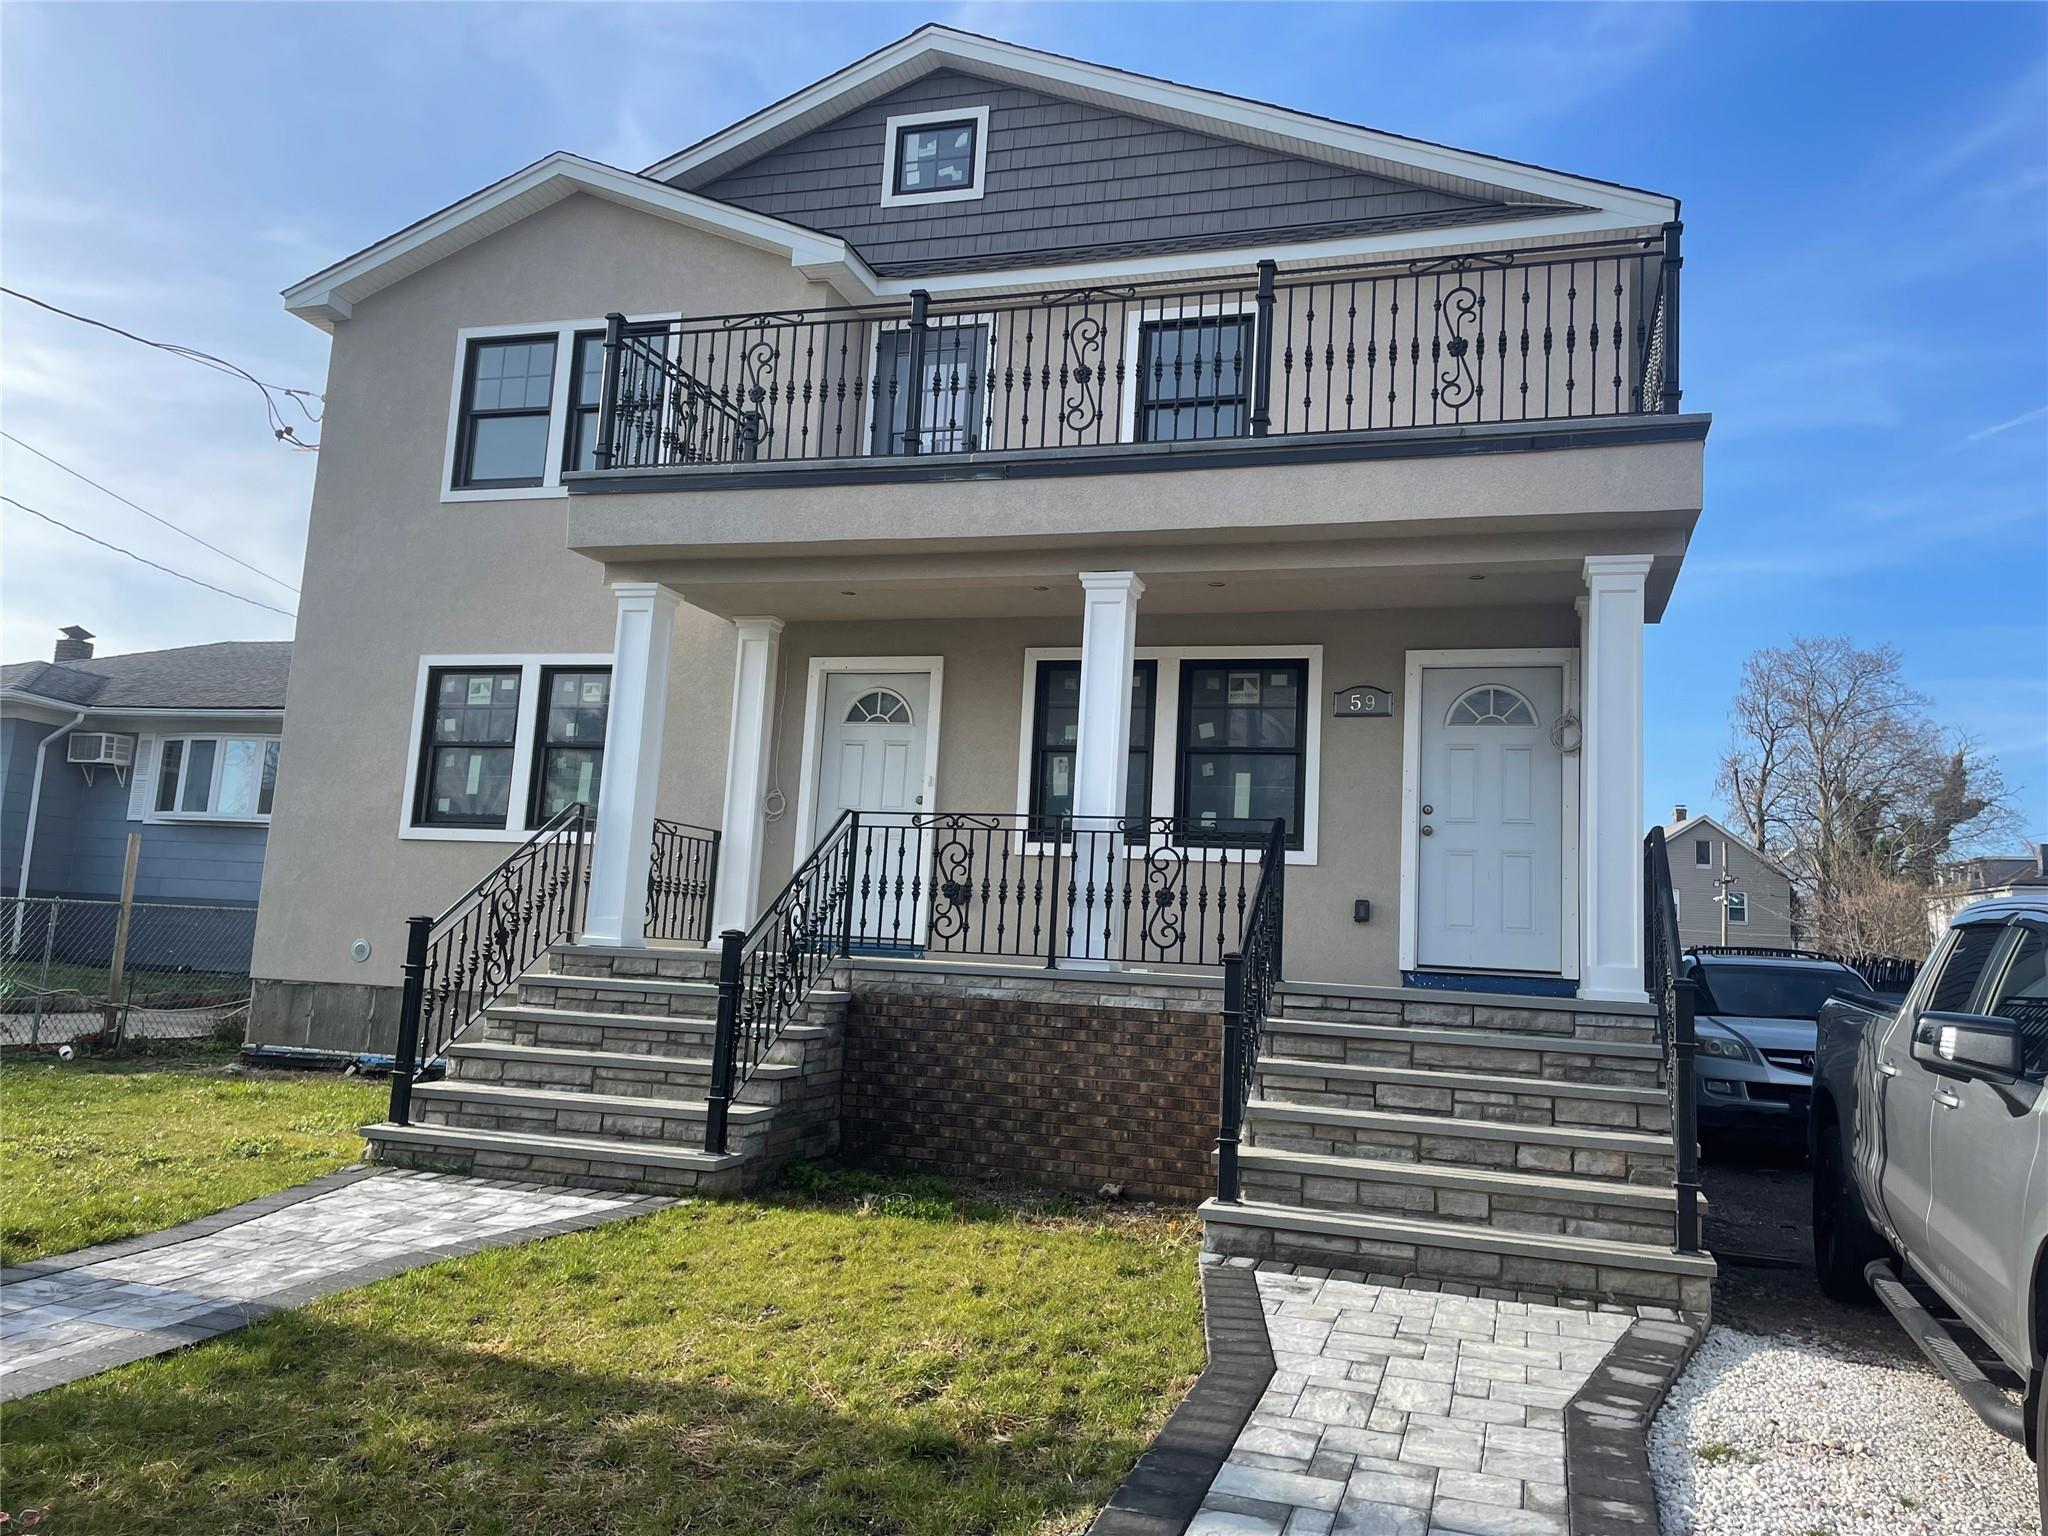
[
  {"x1": 1928, "y1": 846, "x2": 2048, "y2": 934},
  {"x1": 1661, "y1": 805, "x2": 1796, "y2": 949},
  {"x1": 1, "y1": 629, "x2": 289, "y2": 929}
]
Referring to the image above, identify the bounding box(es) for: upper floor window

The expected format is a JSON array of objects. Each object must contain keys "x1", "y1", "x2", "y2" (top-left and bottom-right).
[
  {"x1": 1135, "y1": 316, "x2": 1253, "y2": 443},
  {"x1": 455, "y1": 337, "x2": 557, "y2": 489},
  {"x1": 1695, "y1": 837, "x2": 1712, "y2": 866},
  {"x1": 563, "y1": 331, "x2": 607, "y2": 474},
  {"x1": 154, "y1": 735, "x2": 279, "y2": 822},
  {"x1": 871, "y1": 323, "x2": 988, "y2": 455},
  {"x1": 880, "y1": 106, "x2": 990, "y2": 208}
]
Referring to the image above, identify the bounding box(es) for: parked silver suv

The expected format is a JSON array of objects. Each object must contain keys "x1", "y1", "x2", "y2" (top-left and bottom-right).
[{"x1": 1811, "y1": 895, "x2": 2048, "y2": 1502}]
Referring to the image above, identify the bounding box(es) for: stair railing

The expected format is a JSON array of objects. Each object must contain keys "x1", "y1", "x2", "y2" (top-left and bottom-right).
[
  {"x1": 1644, "y1": 826, "x2": 1703, "y2": 1251},
  {"x1": 1213, "y1": 819, "x2": 1288, "y2": 1202},
  {"x1": 703, "y1": 810, "x2": 858, "y2": 1155},
  {"x1": 389, "y1": 802, "x2": 590, "y2": 1125},
  {"x1": 646, "y1": 818, "x2": 720, "y2": 944}
]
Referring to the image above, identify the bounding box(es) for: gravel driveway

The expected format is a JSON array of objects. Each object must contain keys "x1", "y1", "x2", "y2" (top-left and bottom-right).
[{"x1": 1651, "y1": 1149, "x2": 2040, "y2": 1534}]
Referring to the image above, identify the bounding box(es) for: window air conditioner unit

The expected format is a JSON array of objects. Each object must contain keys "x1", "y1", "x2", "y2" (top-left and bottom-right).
[{"x1": 67, "y1": 732, "x2": 135, "y2": 768}]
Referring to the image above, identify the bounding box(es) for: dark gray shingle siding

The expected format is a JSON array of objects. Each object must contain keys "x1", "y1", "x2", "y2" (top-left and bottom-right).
[{"x1": 694, "y1": 70, "x2": 1536, "y2": 276}]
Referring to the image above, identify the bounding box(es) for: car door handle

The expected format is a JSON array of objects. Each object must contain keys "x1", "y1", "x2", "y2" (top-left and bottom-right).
[
  {"x1": 1934, "y1": 1089, "x2": 1961, "y2": 1108},
  {"x1": 1877, "y1": 1062, "x2": 1900, "y2": 1078}
]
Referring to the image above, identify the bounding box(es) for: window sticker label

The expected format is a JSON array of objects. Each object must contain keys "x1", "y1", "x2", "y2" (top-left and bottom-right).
[
  {"x1": 467, "y1": 756, "x2": 482, "y2": 795},
  {"x1": 1198, "y1": 721, "x2": 1217, "y2": 741},
  {"x1": 1233, "y1": 772, "x2": 1252, "y2": 820},
  {"x1": 577, "y1": 761, "x2": 594, "y2": 801},
  {"x1": 467, "y1": 678, "x2": 494, "y2": 706},
  {"x1": 581, "y1": 680, "x2": 605, "y2": 704},
  {"x1": 1228, "y1": 672, "x2": 1260, "y2": 704}
]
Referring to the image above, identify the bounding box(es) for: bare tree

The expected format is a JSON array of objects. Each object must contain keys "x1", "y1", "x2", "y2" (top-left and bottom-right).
[
  {"x1": 1715, "y1": 636, "x2": 2016, "y2": 942},
  {"x1": 1802, "y1": 849, "x2": 1937, "y2": 962}
]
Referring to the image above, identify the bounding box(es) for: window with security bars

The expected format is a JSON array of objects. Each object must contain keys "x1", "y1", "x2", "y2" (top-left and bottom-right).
[{"x1": 1135, "y1": 316, "x2": 1253, "y2": 442}]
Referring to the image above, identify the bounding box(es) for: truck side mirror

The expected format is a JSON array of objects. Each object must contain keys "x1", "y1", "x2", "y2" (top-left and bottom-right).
[{"x1": 1911, "y1": 1010, "x2": 2022, "y2": 1085}]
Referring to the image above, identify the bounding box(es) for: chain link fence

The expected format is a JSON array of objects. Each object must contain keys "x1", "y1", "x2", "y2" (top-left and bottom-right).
[{"x1": 0, "y1": 896, "x2": 257, "y2": 1047}]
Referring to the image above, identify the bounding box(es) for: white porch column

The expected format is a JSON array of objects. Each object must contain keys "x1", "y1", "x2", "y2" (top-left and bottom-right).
[
  {"x1": 711, "y1": 616, "x2": 785, "y2": 936},
  {"x1": 583, "y1": 581, "x2": 680, "y2": 947},
  {"x1": 1066, "y1": 570, "x2": 1144, "y2": 968},
  {"x1": 1579, "y1": 556, "x2": 1653, "y2": 1003}
]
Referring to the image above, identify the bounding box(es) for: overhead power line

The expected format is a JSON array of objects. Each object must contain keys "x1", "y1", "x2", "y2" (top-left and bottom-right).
[
  {"x1": 0, "y1": 286, "x2": 322, "y2": 450},
  {"x1": 1, "y1": 432, "x2": 300, "y2": 595},
  {"x1": 1, "y1": 496, "x2": 297, "y2": 621}
]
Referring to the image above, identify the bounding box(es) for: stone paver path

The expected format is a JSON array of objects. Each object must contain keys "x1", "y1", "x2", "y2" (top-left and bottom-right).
[
  {"x1": 1190, "y1": 1267, "x2": 1637, "y2": 1536},
  {"x1": 0, "y1": 1168, "x2": 663, "y2": 1399}
]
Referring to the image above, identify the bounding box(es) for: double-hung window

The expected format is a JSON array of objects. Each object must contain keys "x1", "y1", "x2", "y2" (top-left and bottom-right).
[
  {"x1": 1026, "y1": 661, "x2": 1156, "y2": 835},
  {"x1": 454, "y1": 336, "x2": 558, "y2": 488},
  {"x1": 1176, "y1": 661, "x2": 1308, "y2": 849},
  {"x1": 1695, "y1": 838, "x2": 1712, "y2": 867},
  {"x1": 1723, "y1": 891, "x2": 1748, "y2": 924},
  {"x1": 562, "y1": 331, "x2": 607, "y2": 474},
  {"x1": 1135, "y1": 316, "x2": 1253, "y2": 443},
  {"x1": 416, "y1": 668, "x2": 522, "y2": 827},
  {"x1": 407, "y1": 658, "x2": 612, "y2": 837},
  {"x1": 154, "y1": 736, "x2": 279, "y2": 821}
]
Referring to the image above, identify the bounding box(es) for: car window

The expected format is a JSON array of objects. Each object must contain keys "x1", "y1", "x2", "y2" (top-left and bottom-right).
[
  {"x1": 1927, "y1": 922, "x2": 2007, "y2": 1013},
  {"x1": 1695, "y1": 963, "x2": 1865, "y2": 1020},
  {"x1": 1983, "y1": 923, "x2": 2048, "y2": 1078}
]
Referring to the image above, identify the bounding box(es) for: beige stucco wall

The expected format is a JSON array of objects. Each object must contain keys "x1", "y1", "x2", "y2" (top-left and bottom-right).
[
  {"x1": 1666, "y1": 822, "x2": 1796, "y2": 949},
  {"x1": 252, "y1": 194, "x2": 841, "y2": 1002},
  {"x1": 754, "y1": 603, "x2": 1578, "y2": 987}
]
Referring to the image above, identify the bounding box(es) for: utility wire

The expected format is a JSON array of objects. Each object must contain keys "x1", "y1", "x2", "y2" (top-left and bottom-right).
[
  {"x1": 1, "y1": 287, "x2": 322, "y2": 450},
  {"x1": 1, "y1": 432, "x2": 300, "y2": 595},
  {"x1": 1, "y1": 496, "x2": 297, "y2": 621}
]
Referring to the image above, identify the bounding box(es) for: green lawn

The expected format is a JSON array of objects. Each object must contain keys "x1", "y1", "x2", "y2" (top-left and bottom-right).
[
  {"x1": 0, "y1": 1045, "x2": 383, "y2": 1265},
  {"x1": 2, "y1": 1171, "x2": 1205, "y2": 1535}
]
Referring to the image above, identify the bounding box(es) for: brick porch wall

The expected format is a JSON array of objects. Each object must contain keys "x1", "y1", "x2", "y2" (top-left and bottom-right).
[{"x1": 839, "y1": 989, "x2": 1221, "y2": 1202}]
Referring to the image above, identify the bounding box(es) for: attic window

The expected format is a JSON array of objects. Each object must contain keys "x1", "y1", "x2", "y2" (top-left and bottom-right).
[{"x1": 880, "y1": 107, "x2": 990, "y2": 208}]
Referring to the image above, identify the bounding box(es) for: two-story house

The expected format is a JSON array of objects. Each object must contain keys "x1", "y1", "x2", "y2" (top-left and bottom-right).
[
  {"x1": 1662, "y1": 805, "x2": 1797, "y2": 949},
  {"x1": 255, "y1": 27, "x2": 1713, "y2": 1312}
]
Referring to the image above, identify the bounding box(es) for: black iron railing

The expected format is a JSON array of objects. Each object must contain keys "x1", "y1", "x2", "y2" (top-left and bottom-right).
[
  {"x1": 1214, "y1": 820, "x2": 1288, "y2": 1202},
  {"x1": 646, "y1": 819, "x2": 720, "y2": 945},
  {"x1": 842, "y1": 811, "x2": 1275, "y2": 968},
  {"x1": 1645, "y1": 826, "x2": 1703, "y2": 1252},
  {"x1": 589, "y1": 228, "x2": 1683, "y2": 474},
  {"x1": 704, "y1": 810, "x2": 859, "y2": 1155},
  {"x1": 389, "y1": 803, "x2": 589, "y2": 1125}
]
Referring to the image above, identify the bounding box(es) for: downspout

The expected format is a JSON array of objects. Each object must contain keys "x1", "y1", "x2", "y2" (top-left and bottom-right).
[{"x1": 11, "y1": 710, "x2": 89, "y2": 951}]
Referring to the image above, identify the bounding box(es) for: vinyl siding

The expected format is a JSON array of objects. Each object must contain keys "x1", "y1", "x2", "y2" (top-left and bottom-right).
[
  {"x1": 1668, "y1": 825, "x2": 1795, "y2": 949},
  {"x1": 695, "y1": 69, "x2": 1539, "y2": 275},
  {"x1": 0, "y1": 716, "x2": 53, "y2": 894}
]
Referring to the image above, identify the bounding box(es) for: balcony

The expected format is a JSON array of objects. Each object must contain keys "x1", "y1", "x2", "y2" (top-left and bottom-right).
[{"x1": 567, "y1": 227, "x2": 1685, "y2": 497}]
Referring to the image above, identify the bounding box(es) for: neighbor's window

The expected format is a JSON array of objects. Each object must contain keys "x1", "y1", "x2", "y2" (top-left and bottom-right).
[
  {"x1": 529, "y1": 667, "x2": 611, "y2": 825},
  {"x1": 154, "y1": 736, "x2": 279, "y2": 821},
  {"x1": 1695, "y1": 838, "x2": 1712, "y2": 867},
  {"x1": 417, "y1": 668, "x2": 522, "y2": 826},
  {"x1": 1027, "y1": 661, "x2": 1156, "y2": 835},
  {"x1": 563, "y1": 330, "x2": 607, "y2": 474},
  {"x1": 1136, "y1": 316, "x2": 1253, "y2": 442},
  {"x1": 1176, "y1": 661, "x2": 1308, "y2": 848},
  {"x1": 894, "y1": 119, "x2": 978, "y2": 196},
  {"x1": 1724, "y1": 891, "x2": 1748, "y2": 924},
  {"x1": 455, "y1": 336, "x2": 557, "y2": 488}
]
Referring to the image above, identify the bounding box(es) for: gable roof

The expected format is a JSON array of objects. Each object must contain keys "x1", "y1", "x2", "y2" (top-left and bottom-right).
[
  {"x1": 1666, "y1": 814, "x2": 1799, "y2": 884},
  {"x1": 1, "y1": 641, "x2": 291, "y2": 712},
  {"x1": 649, "y1": 25, "x2": 1676, "y2": 225}
]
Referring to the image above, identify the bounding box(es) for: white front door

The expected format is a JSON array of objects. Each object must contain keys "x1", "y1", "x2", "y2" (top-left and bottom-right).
[
  {"x1": 1416, "y1": 665, "x2": 1566, "y2": 974},
  {"x1": 815, "y1": 671, "x2": 933, "y2": 945}
]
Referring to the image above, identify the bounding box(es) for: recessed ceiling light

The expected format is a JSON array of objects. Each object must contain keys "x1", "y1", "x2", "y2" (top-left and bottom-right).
[
  {"x1": 1208, "y1": 581, "x2": 1226, "y2": 588},
  {"x1": 1033, "y1": 585, "x2": 1050, "y2": 592},
  {"x1": 1467, "y1": 574, "x2": 1486, "y2": 582},
  {"x1": 841, "y1": 589, "x2": 857, "y2": 596}
]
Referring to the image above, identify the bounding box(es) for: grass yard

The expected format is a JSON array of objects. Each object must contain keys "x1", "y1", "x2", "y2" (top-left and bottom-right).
[
  {"x1": 0, "y1": 1044, "x2": 383, "y2": 1265},
  {"x1": 2, "y1": 1169, "x2": 1206, "y2": 1536}
]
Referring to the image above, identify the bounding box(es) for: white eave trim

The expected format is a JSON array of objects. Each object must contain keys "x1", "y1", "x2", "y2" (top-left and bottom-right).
[
  {"x1": 644, "y1": 26, "x2": 1677, "y2": 227},
  {"x1": 280, "y1": 152, "x2": 879, "y2": 330}
]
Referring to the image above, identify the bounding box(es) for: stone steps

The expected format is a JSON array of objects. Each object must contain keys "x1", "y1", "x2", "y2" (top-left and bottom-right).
[
  {"x1": 1234, "y1": 1145, "x2": 1692, "y2": 1249},
  {"x1": 476, "y1": 1003, "x2": 834, "y2": 1060},
  {"x1": 1262, "y1": 1016, "x2": 1663, "y2": 1088},
  {"x1": 1197, "y1": 1197, "x2": 1716, "y2": 1312},
  {"x1": 444, "y1": 1039, "x2": 804, "y2": 1102},
  {"x1": 364, "y1": 1120, "x2": 747, "y2": 1194},
  {"x1": 411, "y1": 1079, "x2": 775, "y2": 1151},
  {"x1": 1244, "y1": 1099, "x2": 1676, "y2": 1186},
  {"x1": 1255, "y1": 1057, "x2": 1671, "y2": 1134}
]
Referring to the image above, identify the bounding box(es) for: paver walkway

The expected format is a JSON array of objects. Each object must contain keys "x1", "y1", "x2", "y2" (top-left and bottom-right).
[
  {"x1": 0, "y1": 1167, "x2": 664, "y2": 1399},
  {"x1": 1190, "y1": 1267, "x2": 1638, "y2": 1536}
]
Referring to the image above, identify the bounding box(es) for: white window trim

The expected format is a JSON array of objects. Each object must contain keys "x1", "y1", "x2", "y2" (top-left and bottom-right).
[
  {"x1": 1723, "y1": 890, "x2": 1749, "y2": 924},
  {"x1": 146, "y1": 733, "x2": 280, "y2": 825},
  {"x1": 441, "y1": 314, "x2": 676, "y2": 504},
  {"x1": 1117, "y1": 296, "x2": 1259, "y2": 446},
  {"x1": 879, "y1": 105, "x2": 991, "y2": 208},
  {"x1": 1014, "y1": 644, "x2": 1323, "y2": 866},
  {"x1": 400, "y1": 653, "x2": 611, "y2": 843},
  {"x1": 1397, "y1": 648, "x2": 1582, "y2": 980}
]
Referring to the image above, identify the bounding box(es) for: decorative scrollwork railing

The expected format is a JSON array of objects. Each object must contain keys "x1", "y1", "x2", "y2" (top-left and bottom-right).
[
  {"x1": 1644, "y1": 826, "x2": 1703, "y2": 1252},
  {"x1": 1213, "y1": 820, "x2": 1288, "y2": 1202},
  {"x1": 578, "y1": 227, "x2": 1684, "y2": 477},
  {"x1": 646, "y1": 819, "x2": 720, "y2": 944},
  {"x1": 389, "y1": 803, "x2": 589, "y2": 1125}
]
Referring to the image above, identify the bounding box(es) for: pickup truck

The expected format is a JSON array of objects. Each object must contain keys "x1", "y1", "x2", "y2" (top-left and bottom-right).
[{"x1": 1811, "y1": 894, "x2": 2048, "y2": 1507}]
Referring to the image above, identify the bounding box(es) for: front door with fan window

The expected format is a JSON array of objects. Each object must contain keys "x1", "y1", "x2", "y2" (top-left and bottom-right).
[
  {"x1": 815, "y1": 672, "x2": 933, "y2": 945},
  {"x1": 1416, "y1": 665, "x2": 1566, "y2": 974}
]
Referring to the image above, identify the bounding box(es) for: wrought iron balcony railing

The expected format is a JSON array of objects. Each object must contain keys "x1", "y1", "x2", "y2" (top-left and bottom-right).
[{"x1": 587, "y1": 225, "x2": 1682, "y2": 477}]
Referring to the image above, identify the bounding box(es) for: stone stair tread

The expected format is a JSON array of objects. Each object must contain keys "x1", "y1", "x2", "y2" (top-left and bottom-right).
[
  {"x1": 364, "y1": 1120, "x2": 745, "y2": 1171},
  {"x1": 445, "y1": 1039, "x2": 799, "y2": 1078},
  {"x1": 1236, "y1": 1144, "x2": 1690, "y2": 1208},
  {"x1": 526, "y1": 973, "x2": 721, "y2": 997},
  {"x1": 1258, "y1": 1057, "x2": 1665, "y2": 1103},
  {"x1": 1244, "y1": 1098, "x2": 1671, "y2": 1152},
  {"x1": 1197, "y1": 1197, "x2": 1716, "y2": 1276},
  {"x1": 483, "y1": 1003, "x2": 835, "y2": 1039},
  {"x1": 1266, "y1": 1017, "x2": 1662, "y2": 1058},
  {"x1": 410, "y1": 1079, "x2": 772, "y2": 1122}
]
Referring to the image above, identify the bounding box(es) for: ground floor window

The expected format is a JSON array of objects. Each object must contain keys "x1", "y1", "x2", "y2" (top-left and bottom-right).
[
  {"x1": 405, "y1": 655, "x2": 611, "y2": 838},
  {"x1": 1175, "y1": 660, "x2": 1308, "y2": 849},
  {"x1": 1723, "y1": 891, "x2": 1748, "y2": 924},
  {"x1": 1026, "y1": 660, "x2": 1155, "y2": 833},
  {"x1": 531, "y1": 667, "x2": 610, "y2": 825},
  {"x1": 153, "y1": 735, "x2": 280, "y2": 821}
]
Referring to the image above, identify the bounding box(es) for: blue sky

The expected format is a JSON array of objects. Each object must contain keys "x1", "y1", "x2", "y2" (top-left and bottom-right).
[{"x1": 2, "y1": 2, "x2": 2043, "y2": 840}]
